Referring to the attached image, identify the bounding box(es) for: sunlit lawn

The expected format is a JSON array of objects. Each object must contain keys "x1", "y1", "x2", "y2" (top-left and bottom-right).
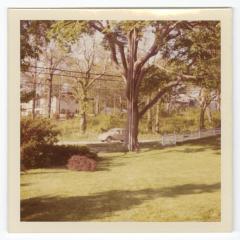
[{"x1": 21, "y1": 136, "x2": 221, "y2": 222}]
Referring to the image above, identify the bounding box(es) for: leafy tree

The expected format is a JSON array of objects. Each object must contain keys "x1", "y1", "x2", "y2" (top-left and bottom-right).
[
  {"x1": 21, "y1": 20, "x2": 54, "y2": 118},
  {"x1": 165, "y1": 22, "x2": 221, "y2": 129},
  {"x1": 20, "y1": 20, "x2": 53, "y2": 64},
  {"x1": 48, "y1": 20, "x2": 220, "y2": 150}
]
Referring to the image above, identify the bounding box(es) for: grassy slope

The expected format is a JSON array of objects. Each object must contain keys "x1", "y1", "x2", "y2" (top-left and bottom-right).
[{"x1": 21, "y1": 137, "x2": 221, "y2": 222}]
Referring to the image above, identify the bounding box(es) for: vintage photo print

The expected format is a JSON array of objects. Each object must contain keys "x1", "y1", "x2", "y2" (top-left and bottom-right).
[{"x1": 8, "y1": 8, "x2": 232, "y2": 232}]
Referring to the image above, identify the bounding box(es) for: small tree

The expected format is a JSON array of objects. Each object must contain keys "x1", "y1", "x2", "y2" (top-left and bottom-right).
[{"x1": 67, "y1": 35, "x2": 107, "y2": 133}]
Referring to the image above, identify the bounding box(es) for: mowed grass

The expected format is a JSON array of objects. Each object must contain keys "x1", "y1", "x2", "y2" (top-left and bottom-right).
[{"x1": 21, "y1": 136, "x2": 221, "y2": 222}]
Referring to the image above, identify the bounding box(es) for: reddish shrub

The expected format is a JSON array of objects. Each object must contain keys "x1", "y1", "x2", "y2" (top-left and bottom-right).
[{"x1": 67, "y1": 155, "x2": 97, "y2": 171}]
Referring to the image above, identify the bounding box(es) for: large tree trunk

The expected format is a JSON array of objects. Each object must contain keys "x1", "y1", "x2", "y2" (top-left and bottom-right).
[
  {"x1": 126, "y1": 99, "x2": 139, "y2": 151},
  {"x1": 124, "y1": 28, "x2": 141, "y2": 151}
]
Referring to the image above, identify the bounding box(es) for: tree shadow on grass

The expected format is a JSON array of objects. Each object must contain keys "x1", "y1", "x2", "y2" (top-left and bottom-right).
[
  {"x1": 166, "y1": 136, "x2": 221, "y2": 155},
  {"x1": 87, "y1": 141, "x2": 164, "y2": 153},
  {"x1": 178, "y1": 136, "x2": 220, "y2": 150},
  {"x1": 142, "y1": 136, "x2": 221, "y2": 155},
  {"x1": 96, "y1": 156, "x2": 127, "y2": 171},
  {"x1": 21, "y1": 182, "x2": 220, "y2": 221},
  {"x1": 87, "y1": 142, "x2": 128, "y2": 153},
  {"x1": 23, "y1": 171, "x2": 68, "y2": 175}
]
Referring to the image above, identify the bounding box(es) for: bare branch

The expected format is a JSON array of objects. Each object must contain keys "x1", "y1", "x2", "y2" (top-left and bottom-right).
[{"x1": 86, "y1": 60, "x2": 107, "y2": 90}]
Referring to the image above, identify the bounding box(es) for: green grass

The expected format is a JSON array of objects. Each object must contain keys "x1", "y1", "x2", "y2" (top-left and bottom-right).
[{"x1": 21, "y1": 136, "x2": 221, "y2": 222}]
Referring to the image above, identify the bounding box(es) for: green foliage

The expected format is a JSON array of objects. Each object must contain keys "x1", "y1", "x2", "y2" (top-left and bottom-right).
[
  {"x1": 140, "y1": 65, "x2": 171, "y2": 95},
  {"x1": 55, "y1": 113, "x2": 126, "y2": 141},
  {"x1": 21, "y1": 117, "x2": 60, "y2": 168},
  {"x1": 166, "y1": 22, "x2": 221, "y2": 90},
  {"x1": 139, "y1": 108, "x2": 220, "y2": 135},
  {"x1": 22, "y1": 144, "x2": 98, "y2": 169},
  {"x1": 89, "y1": 113, "x2": 126, "y2": 132},
  {"x1": 20, "y1": 20, "x2": 53, "y2": 62},
  {"x1": 21, "y1": 117, "x2": 98, "y2": 169},
  {"x1": 48, "y1": 21, "x2": 91, "y2": 50},
  {"x1": 21, "y1": 117, "x2": 59, "y2": 146}
]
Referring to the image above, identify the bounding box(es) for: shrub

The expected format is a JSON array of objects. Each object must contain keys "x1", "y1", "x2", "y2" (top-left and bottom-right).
[
  {"x1": 21, "y1": 117, "x2": 59, "y2": 146},
  {"x1": 21, "y1": 117, "x2": 98, "y2": 169},
  {"x1": 21, "y1": 117, "x2": 60, "y2": 169},
  {"x1": 67, "y1": 155, "x2": 97, "y2": 171},
  {"x1": 38, "y1": 144, "x2": 98, "y2": 167}
]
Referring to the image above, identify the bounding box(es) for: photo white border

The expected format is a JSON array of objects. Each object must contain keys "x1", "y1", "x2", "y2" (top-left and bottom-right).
[{"x1": 1, "y1": 0, "x2": 240, "y2": 239}]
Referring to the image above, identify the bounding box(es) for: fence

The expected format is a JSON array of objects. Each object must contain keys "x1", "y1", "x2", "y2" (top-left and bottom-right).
[{"x1": 161, "y1": 128, "x2": 221, "y2": 146}]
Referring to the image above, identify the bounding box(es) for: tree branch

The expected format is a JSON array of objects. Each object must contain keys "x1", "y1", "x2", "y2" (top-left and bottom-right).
[
  {"x1": 117, "y1": 44, "x2": 128, "y2": 75},
  {"x1": 135, "y1": 21, "x2": 182, "y2": 72},
  {"x1": 139, "y1": 79, "x2": 181, "y2": 118},
  {"x1": 86, "y1": 61, "x2": 107, "y2": 90}
]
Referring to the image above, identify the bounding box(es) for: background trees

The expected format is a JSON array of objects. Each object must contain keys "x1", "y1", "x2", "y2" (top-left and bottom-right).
[
  {"x1": 20, "y1": 20, "x2": 221, "y2": 150},
  {"x1": 49, "y1": 21, "x2": 216, "y2": 150}
]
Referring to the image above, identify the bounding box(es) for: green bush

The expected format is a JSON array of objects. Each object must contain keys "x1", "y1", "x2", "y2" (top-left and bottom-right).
[
  {"x1": 21, "y1": 117, "x2": 98, "y2": 169},
  {"x1": 21, "y1": 117, "x2": 59, "y2": 146},
  {"x1": 21, "y1": 117, "x2": 60, "y2": 169},
  {"x1": 21, "y1": 144, "x2": 98, "y2": 169}
]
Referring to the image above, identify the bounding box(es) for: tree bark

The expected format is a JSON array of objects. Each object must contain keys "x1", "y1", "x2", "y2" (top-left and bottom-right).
[
  {"x1": 126, "y1": 99, "x2": 139, "y2": 151},
  {"x1": 124, "y1": 28, "x2": 141, "y2": 151}
]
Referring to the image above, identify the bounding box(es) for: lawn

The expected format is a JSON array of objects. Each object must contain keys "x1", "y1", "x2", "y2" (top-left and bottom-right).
[{"x1": 21, "y1": 136, "x2": 221, "y2": 222}]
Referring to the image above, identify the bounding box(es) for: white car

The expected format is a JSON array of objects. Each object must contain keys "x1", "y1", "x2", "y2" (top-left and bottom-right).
[{"x1": 98, "y1": 128, "x2": 126, "y2": 143}]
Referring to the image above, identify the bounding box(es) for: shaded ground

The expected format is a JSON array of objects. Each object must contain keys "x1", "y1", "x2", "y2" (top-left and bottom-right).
[{"x1": 21, "y1": 136, "x2": 221, "y2": 222}]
